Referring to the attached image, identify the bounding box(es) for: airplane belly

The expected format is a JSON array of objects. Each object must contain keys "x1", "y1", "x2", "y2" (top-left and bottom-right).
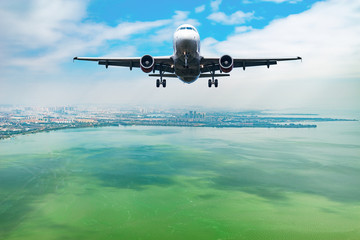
[
  {"x1": 174, "y1": 60, "x2": 200, "y2": 83},
  {"x1": 173, "y1": 31, "x2": 201, "y2": 83}
]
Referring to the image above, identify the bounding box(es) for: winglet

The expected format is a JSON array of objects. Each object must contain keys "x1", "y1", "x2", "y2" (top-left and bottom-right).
[{"x1": 73, "y1": 57, "x2": 78, "y2": 62}]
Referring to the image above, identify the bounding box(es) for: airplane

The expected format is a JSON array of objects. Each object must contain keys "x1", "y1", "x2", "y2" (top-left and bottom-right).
[{"x1": 74, "y1": 24, "x2": 301, "y2": 88}]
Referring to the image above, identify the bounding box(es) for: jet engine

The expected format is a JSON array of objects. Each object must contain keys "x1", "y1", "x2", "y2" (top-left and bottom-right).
[
  {"x1": 140, "y1": 55, "x2": 155, "y2": 73},
  {"x1": 219, "y1": 55, "x2": 233, "y2": 73}
]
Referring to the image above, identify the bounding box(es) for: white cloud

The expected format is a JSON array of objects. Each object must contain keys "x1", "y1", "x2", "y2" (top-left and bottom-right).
[
  {"x1": 235, "y1": 26, "x2": 254, "y2": 33},
  {"x1": 211, "y1": 0, "x2": 360, "y2": 80},
  {"x1": 195, "y1": 5, "x2": 206, "y2": 13},
  {"x1": 243, "y1": 0, "x2": 302, "y2": 3},
  {"x1": 261, "y1": 0, "x2": 302, "y2": 3},
  {"x1": 200, "y1": 0, "x2": 360, "y2": 110},
  {"x1": 0, "y1": 1, "x2": 187, "y2": 71},
  {"x1": 200, "y1": 37, "x2": 220, "y2": 56},
  {"x1": 210, "y1": 0, "x2": 222, "y2": 11},
  {"x1": 148, "y1": 11, "x2": 200, "y2": 43},
  {"x1": 207, "y1": 11, "x2": 255, "y2": 25},
  {"x1": 0, "y1": 0, "x2": 86, "y2": 49},
  {"x1": 3, "y1": 19, "x2": 169, "y2": 72}
]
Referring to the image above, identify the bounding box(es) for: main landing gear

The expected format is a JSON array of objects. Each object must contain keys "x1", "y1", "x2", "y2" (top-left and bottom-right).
[
  {"x1": 156, "y1": 79, "x2": 166, "y2": 88},
  {"x1": 156, "y1": 65, "x2": 166, "y2": 88},
  {"x1": 208, "y1": 79, "x2": 218, "y2": 88},
  {"x1": 208, "y1": 70, "x2": 218, "y2": 88}
]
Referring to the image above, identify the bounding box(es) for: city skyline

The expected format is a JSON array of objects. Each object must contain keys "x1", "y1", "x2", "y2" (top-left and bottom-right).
[
  {"x1": 4, "y1": 104, "x2": 357, "y2": 140},
  {"x1": 0, "y1": 0, "x2": 359, "y2": 111}
]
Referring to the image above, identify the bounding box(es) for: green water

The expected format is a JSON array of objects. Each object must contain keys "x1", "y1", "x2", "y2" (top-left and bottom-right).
[{"x1": 1, "y1": 123, "x2": 360, "y2": 239}]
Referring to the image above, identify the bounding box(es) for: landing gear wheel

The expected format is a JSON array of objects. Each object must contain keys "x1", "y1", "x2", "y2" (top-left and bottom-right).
[
  {"x1": 214, "y1": 79, "x2": 218, "y2": 88},
  {"x1": 162, "y1": 79, "x2": 166, "y2": 88},
  {"x1": 208, "y1": 79, "x2": 212, "y2": 88},
  {"x1": 156, "y1": 79, "x2": 160, "y2": 88}
]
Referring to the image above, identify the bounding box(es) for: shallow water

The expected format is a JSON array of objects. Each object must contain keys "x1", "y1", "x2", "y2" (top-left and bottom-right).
[{"x1": 1, "y1": 122, "x2": 360, "y2": 239}]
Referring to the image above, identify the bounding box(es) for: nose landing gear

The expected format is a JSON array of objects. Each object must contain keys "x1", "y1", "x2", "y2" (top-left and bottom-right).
[
  {"x1": 184, "y1": 53, "x2": 189, "y2": 68},
  {"x1": 208, "y1": 70, "x2": 218, "y2": 88}
]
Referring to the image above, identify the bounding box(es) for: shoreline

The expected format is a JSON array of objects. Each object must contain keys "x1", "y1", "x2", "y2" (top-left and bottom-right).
[{"x1": 0, "y1": 122, "x2": 318, "y2": 141}]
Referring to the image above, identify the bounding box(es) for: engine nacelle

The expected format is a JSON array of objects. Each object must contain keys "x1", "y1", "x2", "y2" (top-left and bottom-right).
[
  {"x1": 140, "y1": 55, "x2": 155, "y2": 73},
  {"x1": 219, "y1": 55, "x2": 233, "y2": 73}
]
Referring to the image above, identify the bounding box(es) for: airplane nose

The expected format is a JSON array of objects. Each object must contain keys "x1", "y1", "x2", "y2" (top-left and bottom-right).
[
  {"x1": 174, "y1": 30, "x2": 199, "y2": 53},
  {"x1": 178, "y1": 38, "x2": 196, "y2": 50},
  {"x1": 182, "y1": 32, "x2": 197, "y2": 40}
]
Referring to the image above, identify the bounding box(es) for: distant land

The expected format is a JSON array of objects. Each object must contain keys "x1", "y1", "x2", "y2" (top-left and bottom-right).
[{"x1": 0, "y1": 105, "x2": 357, "y2": 140}]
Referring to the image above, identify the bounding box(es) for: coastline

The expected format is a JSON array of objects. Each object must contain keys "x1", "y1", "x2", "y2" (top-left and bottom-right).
[
  {"x1": 0, "y1": 121, "x2": 318, "y2": 141},
  {"x1": 1, "y1": 107, "x2": 357, "y2": 141}
]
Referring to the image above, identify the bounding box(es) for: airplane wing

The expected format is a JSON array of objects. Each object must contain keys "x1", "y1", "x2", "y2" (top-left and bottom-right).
[
  {"x1": 200, "y1": 57, "x2": 302, "y2": 73},
  {"x1": 73, "y1": 56, "x2": 175, "y2": 73}
]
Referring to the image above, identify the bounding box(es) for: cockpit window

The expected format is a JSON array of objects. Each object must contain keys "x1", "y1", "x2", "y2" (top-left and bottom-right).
[{"x1": 177, "y1": 26, "x2": 197, "y2": 32}]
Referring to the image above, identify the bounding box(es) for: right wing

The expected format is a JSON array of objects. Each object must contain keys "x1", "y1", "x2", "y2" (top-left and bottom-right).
[
  {"x1": 200, "y1": 56, "x2": 302, "y2": 73},
  {"x1": 73, "y1": 56, "x2": 175, "y2": 73}
]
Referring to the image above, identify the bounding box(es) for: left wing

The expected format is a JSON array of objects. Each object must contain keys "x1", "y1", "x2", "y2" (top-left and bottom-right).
[
  {"x1": 73, "y1": 56, "x2": 175, "y2": 73},
  {"x1": 200, "y1": 56, "x2": 302, "y2": 73}
]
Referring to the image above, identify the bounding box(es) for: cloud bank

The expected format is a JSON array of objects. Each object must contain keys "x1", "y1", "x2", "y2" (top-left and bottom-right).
[
  {"x1": 207, "y1": 11, "x2": 255, "y2": 25},
  {"x1": 0, "y1": 0, "x2": 359, "y2": 112},
  {"x1": 0, "y1": 1, "x2": 195, "y2": 71}
]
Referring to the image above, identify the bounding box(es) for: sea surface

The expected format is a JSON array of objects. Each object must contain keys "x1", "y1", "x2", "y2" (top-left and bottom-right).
[{"x1": 0, "y1": 122, "x2": 359, "y2": 240}]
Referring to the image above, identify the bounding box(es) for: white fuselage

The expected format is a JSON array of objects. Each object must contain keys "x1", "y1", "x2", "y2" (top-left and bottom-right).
[{"x1": 172, "y1": 24, "x2": 201, "y2": 83}]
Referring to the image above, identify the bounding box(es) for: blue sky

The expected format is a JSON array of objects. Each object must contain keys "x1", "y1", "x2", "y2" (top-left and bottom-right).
[
  {"x1": 82, "y1": 0, "x2": 320, "y2": 56},
  {"x1": 85, "y1": 0, "x2": 318, "y2": 40},
  {"x1": 0, "y1": 0, "x2": 359, "y2": 112}
]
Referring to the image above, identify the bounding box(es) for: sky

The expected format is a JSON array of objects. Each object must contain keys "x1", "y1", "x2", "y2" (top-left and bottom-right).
[{"x1": 0, "y1": 0, "x2": 359, "y2": 112}]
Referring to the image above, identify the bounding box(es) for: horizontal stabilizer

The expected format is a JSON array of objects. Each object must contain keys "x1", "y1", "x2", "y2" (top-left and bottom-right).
[
  {"x1": 199, "y1": 73, "x2": 230, "y2": 78},
  {"x1": 149, "y1": 74, "x2": 178, "y2": 78}
]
